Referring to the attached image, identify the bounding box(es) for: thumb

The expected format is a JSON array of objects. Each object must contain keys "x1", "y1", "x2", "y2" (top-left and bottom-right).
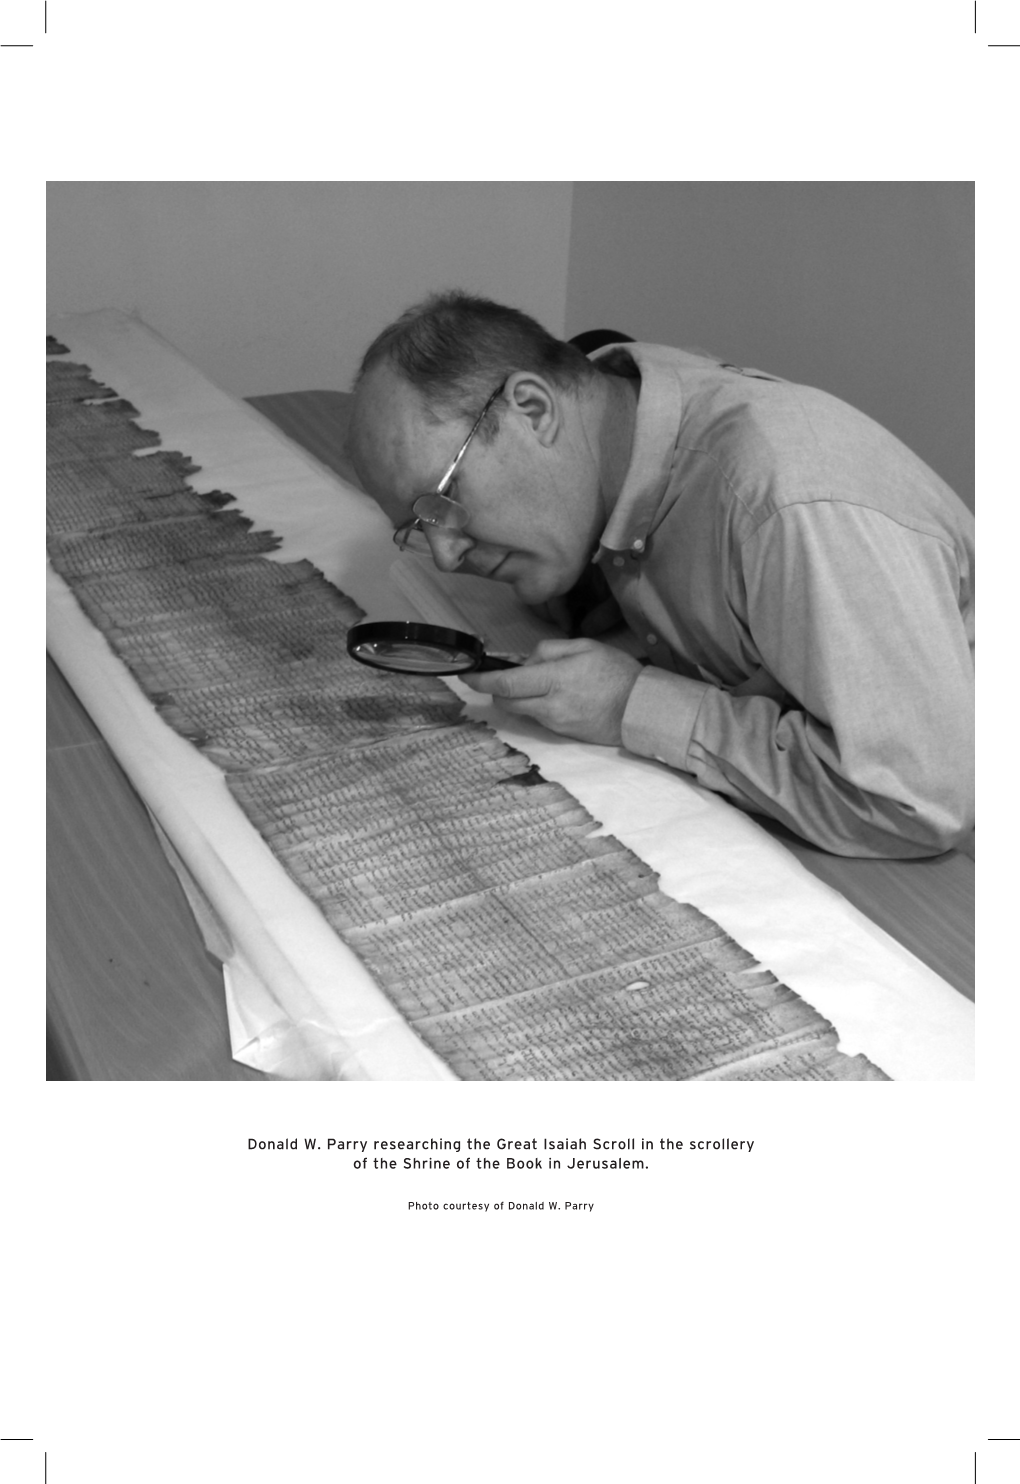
[{"x1": 527, "y1": 637, "x2": 595, "y2": 664}]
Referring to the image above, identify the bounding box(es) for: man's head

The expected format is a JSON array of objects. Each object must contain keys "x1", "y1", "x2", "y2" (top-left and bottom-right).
[{"x1": 347, "y1": 291, "x2": 627, "y2": 605}]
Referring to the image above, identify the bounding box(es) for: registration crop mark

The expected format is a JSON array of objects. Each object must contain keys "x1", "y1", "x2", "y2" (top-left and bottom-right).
[
  {"x1": 0, "y1": 1438, "x2": 47, "y2": 1484},
  {"x1": 976, "y1": 1437, "x2": 1020, "y2": 1484}
]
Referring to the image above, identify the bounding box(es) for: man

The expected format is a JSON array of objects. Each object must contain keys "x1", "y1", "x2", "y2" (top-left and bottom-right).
[{"x1": 347, "y1": 291, "x2": 974, "y2": 860}]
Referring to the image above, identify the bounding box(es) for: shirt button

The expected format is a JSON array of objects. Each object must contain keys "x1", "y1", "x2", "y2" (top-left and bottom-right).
[
  {"x1": 646, "y1": 633, "x2": 657, "y2": 645},
  {"x1": 613, "y1": 555, "x2": 625, "y2": 567},
  {"x1": 632, "y1": 538, "x2": 645, "y2": 552}
]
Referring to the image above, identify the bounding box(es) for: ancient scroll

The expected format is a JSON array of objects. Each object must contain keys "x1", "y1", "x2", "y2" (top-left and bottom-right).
[{"x1": 45, "y1": 339, "x2": 889, "y2": 1080}]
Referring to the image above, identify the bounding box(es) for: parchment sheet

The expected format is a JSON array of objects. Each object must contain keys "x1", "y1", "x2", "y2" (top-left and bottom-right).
[{"x1": 46, "y1": 310, "x2": 974, "y2": 1080}]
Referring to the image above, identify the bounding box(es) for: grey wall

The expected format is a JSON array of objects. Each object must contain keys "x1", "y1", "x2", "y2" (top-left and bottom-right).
[
  {"x1": 47, "y1": 182, "x2": 973, "y2": 510},
  {"x1": 566, "y1": 183, "x2": 974, "y2": 509},
  {"x1": 47, "y1": 182, "x2": 574, "y2": 399}
]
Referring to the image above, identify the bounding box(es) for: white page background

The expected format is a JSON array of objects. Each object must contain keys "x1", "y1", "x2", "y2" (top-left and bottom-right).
[{"x1": 10, "y1": 6, "x2": 1013, "y2": 1481}]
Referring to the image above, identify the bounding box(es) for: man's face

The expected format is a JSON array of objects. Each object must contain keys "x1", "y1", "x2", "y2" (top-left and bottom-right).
[{"x1": 347, "y1": 364, "x2": 602, "y2": 606}]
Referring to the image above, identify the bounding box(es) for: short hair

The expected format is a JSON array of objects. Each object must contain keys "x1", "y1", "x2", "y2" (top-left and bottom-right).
[{"x1": 355, "y1": 290, "x2": 600, "y2": 441}]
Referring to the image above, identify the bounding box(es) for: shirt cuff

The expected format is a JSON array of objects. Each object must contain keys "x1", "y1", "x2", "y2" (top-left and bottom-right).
[{"x1": 620, "y1": 665, "x2": 710, "y2": 771}]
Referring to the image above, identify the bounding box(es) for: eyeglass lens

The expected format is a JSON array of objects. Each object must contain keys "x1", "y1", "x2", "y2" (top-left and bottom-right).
[{"x1": 415, "y1": 491, "x2": 468, "y2": 528}]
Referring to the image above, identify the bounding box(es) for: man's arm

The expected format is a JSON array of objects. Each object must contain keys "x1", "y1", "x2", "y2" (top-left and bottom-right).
[
  {"x1": 669, "y1": 501, "x2": 974, "y2": 857},
  {"x1": 466, "y1": 503, "x2": 974, "y2": 860}
]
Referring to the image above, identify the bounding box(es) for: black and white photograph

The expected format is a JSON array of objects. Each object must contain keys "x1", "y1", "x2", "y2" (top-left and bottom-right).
[{"x1": 45, "y1": 182, "x2": 974, "y2": 1085}]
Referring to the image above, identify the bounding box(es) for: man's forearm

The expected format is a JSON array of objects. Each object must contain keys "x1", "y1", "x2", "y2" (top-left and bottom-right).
[{"x1": 621, "y1": 666, "x2": 973, "y2": 859}]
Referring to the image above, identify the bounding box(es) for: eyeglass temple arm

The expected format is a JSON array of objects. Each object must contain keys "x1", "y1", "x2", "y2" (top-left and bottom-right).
[{"x1": 436, "y1": 385, "x2": 505, "y2": 496}]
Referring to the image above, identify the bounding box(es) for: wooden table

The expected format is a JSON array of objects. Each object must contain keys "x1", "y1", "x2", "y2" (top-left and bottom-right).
[{"x1": 46, "y1": 389, "x2": 974, "y2": 1081}]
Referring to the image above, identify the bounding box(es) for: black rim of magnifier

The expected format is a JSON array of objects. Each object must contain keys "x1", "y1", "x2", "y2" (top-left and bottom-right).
[{"x1": 346, "y1": 619, "x2": 496, "y2": 674}]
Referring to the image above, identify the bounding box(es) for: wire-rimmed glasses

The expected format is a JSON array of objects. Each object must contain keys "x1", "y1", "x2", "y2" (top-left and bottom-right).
[{"x1": 392, "y1": 382, "x2": 505, "y2": 554}]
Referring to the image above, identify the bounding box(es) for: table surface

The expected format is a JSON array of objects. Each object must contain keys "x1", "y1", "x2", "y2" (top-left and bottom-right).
[{"x1": 46, "y1": 388, "x2": 974, "y2": 1081}]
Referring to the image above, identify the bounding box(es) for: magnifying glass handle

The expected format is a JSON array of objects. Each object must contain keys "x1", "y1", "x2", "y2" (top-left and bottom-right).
[{"x1": 477, "y1": 654, "x2": 521, "y2": 670}]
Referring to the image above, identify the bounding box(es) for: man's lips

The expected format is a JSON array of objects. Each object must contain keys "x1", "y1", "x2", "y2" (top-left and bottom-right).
[{"x1": 465, "y1": 552, "x2": 513, "y2": 580}]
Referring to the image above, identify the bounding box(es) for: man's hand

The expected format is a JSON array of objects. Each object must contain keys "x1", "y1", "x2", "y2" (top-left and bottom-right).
[{"x1": 460, "y1": 638, "x2": 643, "y2": 747}]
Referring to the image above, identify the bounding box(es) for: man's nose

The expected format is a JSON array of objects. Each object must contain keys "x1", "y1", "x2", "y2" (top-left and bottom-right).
[{"x1": 426, "y1": 526, "x2": 475, "y2": 572}]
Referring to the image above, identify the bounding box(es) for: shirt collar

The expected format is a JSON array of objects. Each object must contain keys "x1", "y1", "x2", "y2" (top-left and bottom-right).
[{"x1": 589, "y1": 342, "x2": 686, "y2": 557}]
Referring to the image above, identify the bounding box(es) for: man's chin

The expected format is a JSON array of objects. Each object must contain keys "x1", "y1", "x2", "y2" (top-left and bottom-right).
[
  {"x1": 485, "y1": 556, "x2": 563, "y2": 607},
  {"x1": 507, "y1": 573, "x2": 553, "y2": 606}
]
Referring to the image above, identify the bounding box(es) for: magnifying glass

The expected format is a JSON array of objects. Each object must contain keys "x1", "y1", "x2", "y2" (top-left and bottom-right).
[{"x1": 346, "y1": 620, "x2": 522, "y2": 676}]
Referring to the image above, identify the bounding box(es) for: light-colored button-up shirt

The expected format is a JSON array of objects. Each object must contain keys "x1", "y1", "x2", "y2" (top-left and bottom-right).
[{"x1": 590, "y1": 343, "x2": 975, "y2": 859}]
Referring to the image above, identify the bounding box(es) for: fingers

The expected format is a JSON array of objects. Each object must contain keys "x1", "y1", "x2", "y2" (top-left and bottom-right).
[
  {"x1": 460, "y1": 637, "x2": 638, "y2": 746},
  {"x1": 529, "y1": 637, "x2": 596, "y2": 663},
  {"x1": 460, "y1": 662, "x2": 555, "y2": 699},
  {"x1": 460, "y1": 639, "x2": 598, "y2": 696},
  {"x1": 461, "y1": 640, "x2": 588, "y2": 695}
]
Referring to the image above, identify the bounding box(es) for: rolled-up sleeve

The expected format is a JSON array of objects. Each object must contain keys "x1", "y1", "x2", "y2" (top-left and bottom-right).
[{"x1": 621, "y1": 501, "x2": 974, "y2": 858}]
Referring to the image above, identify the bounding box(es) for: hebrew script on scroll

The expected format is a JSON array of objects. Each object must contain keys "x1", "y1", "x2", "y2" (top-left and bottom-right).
[{"x1": 45, "y1": 340, "x2": 889, "y2": 1080}]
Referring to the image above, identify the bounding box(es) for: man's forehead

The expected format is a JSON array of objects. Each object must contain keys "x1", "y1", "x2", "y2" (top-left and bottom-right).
[{"x1": 350, "y1": 367, "x2": 451, "y2": 477}]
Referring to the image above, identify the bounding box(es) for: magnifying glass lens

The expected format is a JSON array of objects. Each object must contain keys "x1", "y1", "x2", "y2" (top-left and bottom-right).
[
  {"x1": 346, "y1": 621, "x2": 518, "y2": 676},
  {"x1": 351, "y1": 638, "x2": 477, "y2": 673}
]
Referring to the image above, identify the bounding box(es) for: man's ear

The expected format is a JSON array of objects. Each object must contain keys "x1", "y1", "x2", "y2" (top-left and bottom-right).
[{"x1": 503, "y1": 372, "x2": 560, "y2": 446}]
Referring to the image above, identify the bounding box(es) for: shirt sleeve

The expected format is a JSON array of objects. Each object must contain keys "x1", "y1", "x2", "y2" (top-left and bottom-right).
[{"x1": 621, "y1": 501, "x2": 974, "y2": 858}]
